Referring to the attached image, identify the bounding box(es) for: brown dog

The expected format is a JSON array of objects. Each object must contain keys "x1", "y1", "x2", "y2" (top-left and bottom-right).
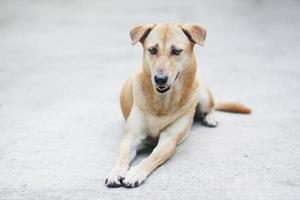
[{"x1": 105, "y1": 23, "x2": 250, "y2": 188}]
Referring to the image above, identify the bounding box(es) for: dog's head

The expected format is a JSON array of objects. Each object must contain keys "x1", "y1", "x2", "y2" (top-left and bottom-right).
[{"x1": 130, "y1": 23, "x2": 206, "y2": 94}]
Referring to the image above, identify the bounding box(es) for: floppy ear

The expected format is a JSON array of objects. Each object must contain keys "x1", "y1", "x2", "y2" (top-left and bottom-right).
[
  {"x1": 180, "y1": 24, "x2": 207, "y2": 46},
  {"x1": 130, "y1": 24, "x2": 155, "y2": 45}
]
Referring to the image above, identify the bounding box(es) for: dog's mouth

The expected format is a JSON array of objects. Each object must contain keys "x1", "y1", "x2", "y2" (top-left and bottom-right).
[
  {"x1": 155, "y1": 71, "x2": 180, "y2": 94},
  {"x1": 156, "y1": 85, "x2": 171, "y2": 93}
]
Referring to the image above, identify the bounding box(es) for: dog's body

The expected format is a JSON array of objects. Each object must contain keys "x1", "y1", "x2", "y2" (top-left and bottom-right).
[{"x1": 105, "y1": 23, "x2": 250, "y2": 188}]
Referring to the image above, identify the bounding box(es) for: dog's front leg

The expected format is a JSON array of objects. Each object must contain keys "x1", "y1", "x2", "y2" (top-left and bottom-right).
[
  {"x1": 105, "y1": 106, "x2": 145, "y2": 188},
  {"x1": 122, "y1": 113, "x2": 194, "y2": 188}
]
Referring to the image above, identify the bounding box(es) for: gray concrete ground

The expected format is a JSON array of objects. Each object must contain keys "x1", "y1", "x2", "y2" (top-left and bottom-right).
[{"x1": 0, "y1": 0, "x2": 300, "y2": 199}]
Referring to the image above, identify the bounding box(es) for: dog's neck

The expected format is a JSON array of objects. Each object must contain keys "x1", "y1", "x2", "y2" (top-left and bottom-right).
[{"x1": 140, "y1": 57, "x2": 197, "y2": 116}]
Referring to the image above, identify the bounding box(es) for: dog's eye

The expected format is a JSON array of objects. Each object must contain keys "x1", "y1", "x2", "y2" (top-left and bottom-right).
[
  {"x1": 171, "y1": 48, "x2": 183, "y2": 56},
  {"x1": 148, "y1": 47, "x2": 158, "y2": 55}
]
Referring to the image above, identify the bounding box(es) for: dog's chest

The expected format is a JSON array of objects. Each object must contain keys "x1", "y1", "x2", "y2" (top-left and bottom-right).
[{"x1": 144, "y1": 114, "x2": 178, "y2": 137}]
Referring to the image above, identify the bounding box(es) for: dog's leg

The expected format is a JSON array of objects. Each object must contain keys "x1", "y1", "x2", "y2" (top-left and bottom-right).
[
  {"x1": 105, "y1": 132, "x2": 142, "y2": 187},
  {"x1": 122, "y1": 113, "x2": 193, "y2": 188},
  {"x1": 105, "y1": 106, "x2": 145, "y2": 188},
  {"x1": 196, "y1": 87, "x2": 218, "y2": 127}
]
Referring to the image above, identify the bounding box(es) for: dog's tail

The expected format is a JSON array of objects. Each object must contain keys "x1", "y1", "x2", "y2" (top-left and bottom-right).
[{"x1": 215, "y1": 102, "x2": 251, "y2": 114}]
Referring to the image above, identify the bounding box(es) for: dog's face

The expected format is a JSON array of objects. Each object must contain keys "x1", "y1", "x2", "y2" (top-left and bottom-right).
[{"x1": 130, "y1": 23, "x2": 206, "y2": 94}]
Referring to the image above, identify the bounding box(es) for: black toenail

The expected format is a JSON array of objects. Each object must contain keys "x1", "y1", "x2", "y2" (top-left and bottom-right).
[
  {"x1": 124, "y1": 183, "x2": 131, "y2": 188},
  {"x1": 118, "y1": 176, "x2": 124, "y2": 184},
  {"x1": 134, "y1": 182, "x2": 139, "y2": 187},
  {"x1": 106, "y1": 182, "x2": 122, "y2": 188}
]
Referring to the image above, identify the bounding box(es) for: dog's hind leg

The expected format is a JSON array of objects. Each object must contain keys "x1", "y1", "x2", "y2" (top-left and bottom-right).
[{"x1": 195, "y1": 87, "x2": 218, "y2": 127}]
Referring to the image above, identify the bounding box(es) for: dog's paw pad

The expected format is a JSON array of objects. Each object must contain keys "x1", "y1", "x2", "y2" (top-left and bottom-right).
[
  {"x1": 122, "y1": 166, "x2": 147, "y2": 188},
  {"x1": 203, "y1": 113, "x2": 218, "y2": 127}
]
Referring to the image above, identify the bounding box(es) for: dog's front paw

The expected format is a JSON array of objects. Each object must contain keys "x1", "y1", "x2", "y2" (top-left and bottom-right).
[
  {"x1": 122, "y1": 166, "x2": 148, "y2": 188},
  {"x1": 203, "y1": 112, "x2": 218, "y2": 127},
  {"x1": 105, "y1": 167, "x2": 127, "y2": 188}
]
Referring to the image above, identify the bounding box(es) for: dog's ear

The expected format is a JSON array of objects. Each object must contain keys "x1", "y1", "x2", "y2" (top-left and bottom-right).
[
  {"x1": 130, "y1": 24, "x2": 155, "y2": 45},
  {"x1": 180, "y1": 24, "x2": 207, "y2": 46}
]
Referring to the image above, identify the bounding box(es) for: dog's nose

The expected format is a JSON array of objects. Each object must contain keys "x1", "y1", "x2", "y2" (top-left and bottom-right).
[{"x1": 154, "y1": 75, "x2": 168, "y2": 85}]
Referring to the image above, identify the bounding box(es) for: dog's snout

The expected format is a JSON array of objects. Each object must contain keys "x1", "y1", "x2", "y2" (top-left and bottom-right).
[{"x1": 154, "y1": 75, "x2": 168, "y2": 85}]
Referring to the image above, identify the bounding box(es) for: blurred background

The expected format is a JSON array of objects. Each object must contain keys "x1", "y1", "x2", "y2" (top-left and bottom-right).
[{"x1": 0, "y1": 0, "x2": 299, "y2": 199}]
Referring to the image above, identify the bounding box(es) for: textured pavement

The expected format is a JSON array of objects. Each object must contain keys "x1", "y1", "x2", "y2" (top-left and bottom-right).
[{"x1": 0, "y1": 0, "x2": 300, "y2": 199}]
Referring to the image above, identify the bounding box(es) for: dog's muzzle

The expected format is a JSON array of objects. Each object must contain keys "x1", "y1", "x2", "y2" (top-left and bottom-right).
[{"x1": 155, "y1": 72, "x2": 180, "y2": 94}]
